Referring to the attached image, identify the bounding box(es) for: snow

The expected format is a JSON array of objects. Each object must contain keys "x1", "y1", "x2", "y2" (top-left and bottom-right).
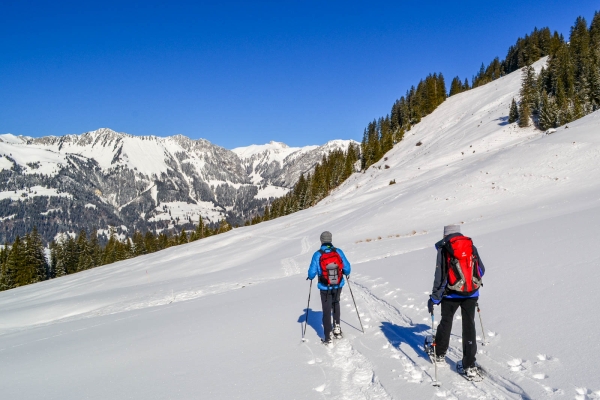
[
  {"x1": 0, "y1": 186, "x2": 72, "y2": 201},
  {"x1": 84, "y1": 203, "x2": 97, "y2": 209},
  {"x1": 148, "y1": 201, "x2": 224, "y2": 225},
  {"x1": 232, "y1": 140, "x2": 296, "y2": 158},
  {"x1": 40, "y1": 208, "x2": 62, "y2": 216},
  {"x1": 0, "y1": 133, "x2": 24, "y2": 144},
  {"x1": 0, "y1": 214, "x2": 15, "y2": 221},
  {"x1": 2, "y1": 57, "x2": 600, "y2": 399},
  {"x1": 0, "y1": 156, "x2": 14, "y2": 171},
  {"x1": 0, "y1": 141, "x2": 66, "y2": 176},
  {"x1": 254, "y1": 184, "x2": 290, "y2": 199}
]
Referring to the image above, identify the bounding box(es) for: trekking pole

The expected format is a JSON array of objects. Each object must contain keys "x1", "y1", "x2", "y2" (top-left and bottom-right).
[
  {"x1": 431, "y1": 313, "x2": 441, "y2": 387},
  {"x1": 302, "y1": 279, "x2": 313, "y2": 341},
  {"x1": 345, "y1": 275, "x2": 364, "y2": 333},
  {"x1": 476, "y1": 302, "x2": 488, "y2": 346}
]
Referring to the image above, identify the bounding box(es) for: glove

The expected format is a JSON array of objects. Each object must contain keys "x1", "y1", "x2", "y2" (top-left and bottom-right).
[
  {"x1": 306, "y1": 277, "x2": 312, "y2": 281},
  {"x1": 427, "y1": 298, "x2": 435, "y2": 314}
]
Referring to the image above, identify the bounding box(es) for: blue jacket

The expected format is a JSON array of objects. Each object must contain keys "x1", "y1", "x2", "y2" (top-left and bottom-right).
[{"x1": 307, "y1": 244, "x2": 351, "y2": 291}]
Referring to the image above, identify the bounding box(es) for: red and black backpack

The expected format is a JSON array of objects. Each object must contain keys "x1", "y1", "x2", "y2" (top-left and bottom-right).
[
  {"x1": 318, "y1": 247, "x2": 344, "y2": 286},
  {"x1": 442, "y1": 236, "x2": 482, "y2": 295}
]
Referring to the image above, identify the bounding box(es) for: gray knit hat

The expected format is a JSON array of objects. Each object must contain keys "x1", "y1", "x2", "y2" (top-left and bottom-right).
[
  {"x1": 443, "y1": 225, "x2": 460, "y2": 237},
  {"x1": 320, "y1": 231, "x2": 332, "y2": 244}
]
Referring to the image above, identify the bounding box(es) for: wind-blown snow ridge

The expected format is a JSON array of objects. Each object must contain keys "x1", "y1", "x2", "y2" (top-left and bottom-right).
[{"x1": 2, "y1": 57, "x2": 600, "y2": 399}]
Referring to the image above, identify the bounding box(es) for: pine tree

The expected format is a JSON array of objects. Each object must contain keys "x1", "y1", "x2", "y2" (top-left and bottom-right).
[
  {"x1": 103, "y1": 229, "x2": 117, "y2": 265},
  {"x1": 8, "y1": 236, "x2": 30, "y2": 288},
  {"x1": 217, "y1": 219, "x2": 231, "y2": 234},
  {"x1": 51, "y1": 239, "x2": 67, "y2": 278},
  {"x1": 539, "y1": 91, "x2": 559, "y2": 130},
  {"x1": 590, "y1": 67, "x2": 600, "y2": 110},
  {"x1": 0, "y1": 239, "x2": 18, "y2": 290},
  {"x1": 89, "y1": 230, "x2": 102, "y2": 267},
  {"x1": 508, "y1": 98, "x2": 519, "y2": 123},
  {"x1": 27, "y1": 226, "x2": 48, "y2": 281},
  {"x1": 64, "y1": 235, "x2": 79, "y2": 274},
  {"x1": 449, "y1": 76, "x2": 464, "y2": 96},
  {"x1": 195, "y1": 216, "x2": 205, "y2": 240},
  {"x1": 463, "y1": 78, "x2": 470, "y2": 91},
  {"x1": 179, "y1": 229, "x2": 188, "y2": 245},
  {"x1": 518, "y1": 65, "x2": 537, "y2": 127},
  {"x1": 76, "y1": 229, "x2": 94, "y2": 272}
]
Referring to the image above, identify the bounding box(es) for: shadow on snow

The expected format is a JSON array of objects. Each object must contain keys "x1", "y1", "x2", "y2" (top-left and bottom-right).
[
  {"x1": 298, "y1": 308, "x2": 324, "y2": 338},
  {"x1": 380, "y1": 321, "x2": 431, "y2": 362}
]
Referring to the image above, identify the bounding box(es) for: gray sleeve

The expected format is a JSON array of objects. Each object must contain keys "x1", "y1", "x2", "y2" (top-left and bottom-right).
[{"x1": 430, "y1": 249, "x2": 446, "y2": 303}]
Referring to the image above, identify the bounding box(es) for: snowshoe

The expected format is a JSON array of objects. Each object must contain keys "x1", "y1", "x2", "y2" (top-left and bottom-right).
[
  {"x1": 333, "y1": 324, "x2": 343, "y2": 339},
  {"x1": 456, "y1": 360, "x2": 484, "y2": 382},
  {"x1": 321, "y1": 332, "x2": 334, "y2": 346},
  {"x1": 424, "y1": 335, "x2": 447, "y2": 366}
]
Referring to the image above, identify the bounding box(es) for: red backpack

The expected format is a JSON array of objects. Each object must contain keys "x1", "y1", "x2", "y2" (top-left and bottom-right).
[
  {"x1": 318, "y1": 248, "x2": 344, "y2": 286},
  {"x1": 443, "y1": 236, "x2": 482, "y2": 295}
]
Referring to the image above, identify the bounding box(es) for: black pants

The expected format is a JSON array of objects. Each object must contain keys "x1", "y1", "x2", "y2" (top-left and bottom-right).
[
  {"x1": 320, "y1": 288, "x2": 342, "y2": 340},
  {"x1": 435, "y1": 297, "x2": 478, "y2": 368}
]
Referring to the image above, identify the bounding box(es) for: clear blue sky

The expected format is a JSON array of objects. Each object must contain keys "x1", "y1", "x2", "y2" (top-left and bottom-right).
[{"x1": 1, "y1": 1, "x2": 599, "y2": 148}]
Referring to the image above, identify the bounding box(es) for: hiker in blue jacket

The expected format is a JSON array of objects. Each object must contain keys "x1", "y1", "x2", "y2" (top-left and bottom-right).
[{"x1": 307, "y1": 231, "x2": 351, "y2": 344}]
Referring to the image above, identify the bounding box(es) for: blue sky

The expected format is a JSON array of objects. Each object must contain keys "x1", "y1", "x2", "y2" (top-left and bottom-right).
[{"x1": 1, "y1": 1, "x2": 599, "y2": 148}]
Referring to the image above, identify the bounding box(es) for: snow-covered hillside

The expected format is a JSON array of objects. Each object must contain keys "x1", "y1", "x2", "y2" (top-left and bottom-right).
[
  {"x1": 0, "y1": 130, "x2": 353, "y2": 242},
  {"x1": 2, "y1": 58, "x2": 600, "y2": 399}
]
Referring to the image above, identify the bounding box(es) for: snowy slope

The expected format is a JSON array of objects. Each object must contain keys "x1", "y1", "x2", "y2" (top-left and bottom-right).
[{"x1": 2, "y1": 57, "x2": 600, "y2": 399}]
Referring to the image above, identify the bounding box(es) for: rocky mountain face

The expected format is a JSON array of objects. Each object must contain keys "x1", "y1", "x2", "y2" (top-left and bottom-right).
[{"x1": 0, "y1": 128, "x2": 355, "y2": 243}]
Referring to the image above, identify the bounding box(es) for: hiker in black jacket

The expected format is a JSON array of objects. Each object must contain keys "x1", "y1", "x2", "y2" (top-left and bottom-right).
[{"x1": 427, "y1": 224, "x2": 485, "y2": 378}]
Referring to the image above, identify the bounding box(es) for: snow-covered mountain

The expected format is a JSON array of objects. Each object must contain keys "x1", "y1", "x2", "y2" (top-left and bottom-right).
[
  {"x1": 0, "y1": 130, "x2": 355, "y2": 242},
  {"x1": 2, "y1": 57, "x2": 600, "y2": 399}
]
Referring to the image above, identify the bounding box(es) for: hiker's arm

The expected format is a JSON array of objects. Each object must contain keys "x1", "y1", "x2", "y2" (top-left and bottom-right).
[
  {"x1": 337, "y1": 249, "x2": 351, "y2": 276},
  {"x1": 430, "y1": 249, "x2": 446, "y2": 303},
  {"x1": 307, "y1": 252, "x2": 319, "y2": 280}
]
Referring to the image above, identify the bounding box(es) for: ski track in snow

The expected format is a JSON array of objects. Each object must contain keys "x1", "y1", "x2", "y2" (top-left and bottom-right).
[
  {"x1": 281, "y1": 235, "x2": 311, "y2": 277},
  {"x1": 308, "y1": 337, "x2": 391, "y2": 399},
  {"x1": 305, "y1": 275, "x2": 563, "y2": 400}
]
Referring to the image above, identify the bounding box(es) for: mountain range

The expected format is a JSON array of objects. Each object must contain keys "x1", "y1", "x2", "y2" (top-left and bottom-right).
[{"x1": 0, "y1": 129, "x2": 355, "y2": 243}]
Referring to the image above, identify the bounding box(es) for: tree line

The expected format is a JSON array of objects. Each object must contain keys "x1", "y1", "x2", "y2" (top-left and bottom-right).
[
  {"x1": 362, "y1": 73, "x2": 448, "y2": 170},
  {"x1": 0, "y1": 218, "x2": 231, "y2": 291},
  {"x1": 510, "y1": 14, "x2": 600, "y2": 130}
]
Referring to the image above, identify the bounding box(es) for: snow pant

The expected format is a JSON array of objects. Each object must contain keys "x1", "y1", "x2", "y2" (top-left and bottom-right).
[
  {"x1": 434, "y1": 297, "x2": 478, "y2": 368},
  {"x1": 320, "y1": 288, "x2": 342, "y2": 340}
]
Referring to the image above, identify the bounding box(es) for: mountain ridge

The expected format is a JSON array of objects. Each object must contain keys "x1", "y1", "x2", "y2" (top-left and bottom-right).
[{"x1": 0, "y1": 129, "x2": 356, "y2": 243}]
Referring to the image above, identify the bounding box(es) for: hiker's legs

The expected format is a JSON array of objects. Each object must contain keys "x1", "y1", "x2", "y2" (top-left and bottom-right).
[
  {"x1": 320, "y1": 290, "x2": 333, "y2": 340},
  {"x1": 332, "y1": 288, "x2": 342, "y2": 326},
  {"x1": 460, "y1": 297, "x2": 478, "y2": 368},
  {"x1": 435, "y1": 299, "x2": 460, "y2": 355}
]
